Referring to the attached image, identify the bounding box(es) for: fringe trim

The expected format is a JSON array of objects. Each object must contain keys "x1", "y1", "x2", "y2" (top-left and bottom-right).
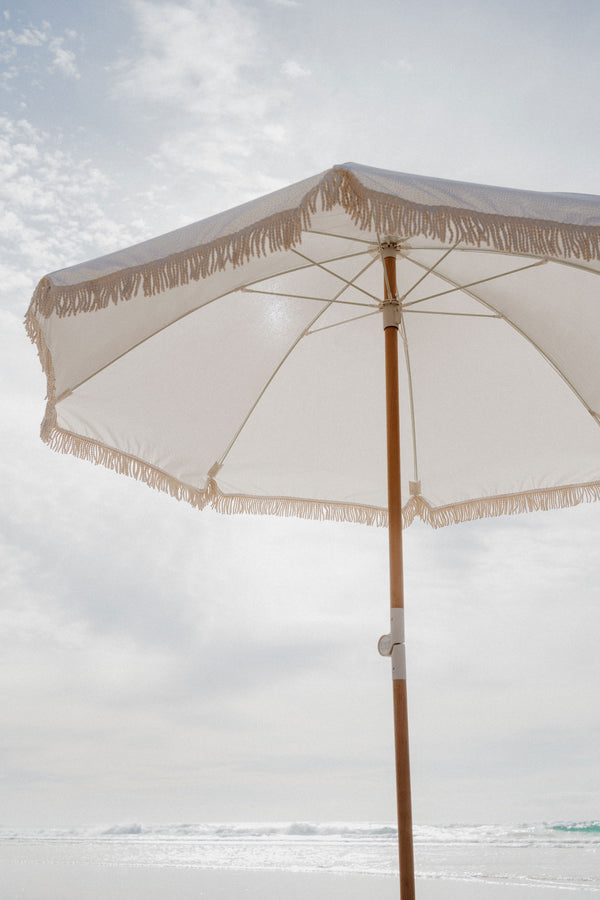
[
  {"x1": 403, "y1": 485, "x2": 600, "y2": 529},
  {"x1": 207, "y1": 481, "x2": 388, "y2": 526},
  {"x1": 39, "y1": 415, "x2": 389, "y2": 526},
  {"x1": 25, "y1": 166, "x2": 600, "y2": 326},
  {"x1": 36, "y1": 411, "x2": 600, "y2": 528}
]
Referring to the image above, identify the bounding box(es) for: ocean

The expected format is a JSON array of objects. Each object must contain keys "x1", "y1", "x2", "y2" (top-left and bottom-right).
[{"x1": 1, "y1": 821, "x2": 598, "y2": 898}]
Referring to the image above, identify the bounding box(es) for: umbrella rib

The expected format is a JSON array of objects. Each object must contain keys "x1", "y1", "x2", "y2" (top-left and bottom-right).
[
  {"x1": 242, "y1": 287, "x2": 376, "y2": 309},
  {"x1": 303, "y1": 254, "x2": 387, "y2": 332},
  {"x1": 296, "y1": 247, "x2": 374, "y2": 263},
  {"x1": 302, "y1": 237, "x2": 600, "y2": 284},
  {"x1": 213, "y1": 255, "x2": 382, "y2": 467},
  {"x1": 401, "y1": 259, "x2": 547, "y2": 308},
  {"x1": 213, "y1": 302, "x2": 336, "y2": 470},
  {"x1": 399, "y1": 312, "x2": 420, "y2": 487},
  {"x1": 390, "y1": 243, "x2": 600, "y2": 279},
  {"x1": 417, "y1": 266, "x2": 600, "y2": 427},
  {"x1": 241, "y1": 248, "x2": 377, "y2": 308},
  {"x1": 53, "y1": 295, "x2": 229, "y2": 401},
  {"x1": 244, "y1": 251, "x2": 381, "y2": 314},
  {"x1": 303, "y1": 228, "x2": 385, "y2": 247},
  {"x1": 212, "y1": 248, "x2": 369, "y2": 298},
  {"x1": 306, "y1": 309, "x2": 381, "y2": 334},
  {"x1": 55, "y1": 253, "x2": 377, "y2": 404},
  {"x1": 290, "y1": 248, "x2": 381, "y2": 304},
  {"x1": 55, "y1": 278, "x2": 302, "y2": 401},
  {"x1": 411, "y1": 244, "x2": 600, "y2": 277},
  {"x1": 403, "y1": 310, "x2": 501, "y2": 318},
  {"x1": 399, "y1": 243, "x2": 459, "y2": 302},
  {"x1": 495, "y1": 316, "x2": 600, "y2": 428},
  {"x1": 228, "y1": 245, "x2": 367, "y2": 296}
]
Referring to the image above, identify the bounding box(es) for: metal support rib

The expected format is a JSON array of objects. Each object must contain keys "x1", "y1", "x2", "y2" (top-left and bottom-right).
[{"x1": 398, "y1": 313, "x2": 420, "y2": 488}]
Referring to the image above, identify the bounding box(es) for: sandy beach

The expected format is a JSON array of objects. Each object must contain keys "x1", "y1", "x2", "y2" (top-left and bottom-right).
[{"x1": 3, "y1": 859, "x2": 598, "y2": 900}]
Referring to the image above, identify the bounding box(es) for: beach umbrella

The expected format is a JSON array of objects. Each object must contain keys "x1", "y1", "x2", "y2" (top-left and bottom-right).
[{"x1": 26, "y1": 163, "x2": 600, "y2": 900}]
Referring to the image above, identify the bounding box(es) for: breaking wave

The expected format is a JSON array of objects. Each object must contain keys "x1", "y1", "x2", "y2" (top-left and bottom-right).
[
  {"x1": 2, "y1": 820, "x2": 598, "y2": 844},
  {"x1": 1, "y1": 821, "x2": 598, "y2": 889}
]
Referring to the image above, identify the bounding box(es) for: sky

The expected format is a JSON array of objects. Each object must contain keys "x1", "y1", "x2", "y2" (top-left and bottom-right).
[{"x1": 1, "y1": 0, "x2": 600, "y2": 830}]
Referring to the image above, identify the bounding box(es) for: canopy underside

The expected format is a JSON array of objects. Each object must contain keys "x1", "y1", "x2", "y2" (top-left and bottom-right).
[{"x1": 26, "y1": 164, "x2": 600, "y2": 528}]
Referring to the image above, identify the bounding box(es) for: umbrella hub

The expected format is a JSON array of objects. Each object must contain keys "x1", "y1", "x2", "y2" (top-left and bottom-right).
[{"x1": 380, "y1": 239, "x2": 402, "y2": 327}]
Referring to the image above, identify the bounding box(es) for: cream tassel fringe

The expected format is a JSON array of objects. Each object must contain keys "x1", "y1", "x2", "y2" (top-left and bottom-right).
[
  {"x1": 402, "y1": 485, "x2": 600, "y2": 528},
  {"x1": 36, "y1": 405, "x2": 600, "y2": 528},
  {"x1": 25, "y1": 166, "x2": 600, "y2": 327}
]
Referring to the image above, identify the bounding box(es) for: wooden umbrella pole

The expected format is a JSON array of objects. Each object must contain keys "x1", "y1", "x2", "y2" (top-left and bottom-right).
[{"x1": 383, "y1": 248, "x2": 416, "y2": 900}]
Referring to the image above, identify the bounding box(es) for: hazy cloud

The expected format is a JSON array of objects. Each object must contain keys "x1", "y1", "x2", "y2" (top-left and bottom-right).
[
  {"x1": 281, "y1": 59, "x2": 310, "y2": 78},
  {"x1": 116, "y1": 0, "x2": 273, "y2": 116},
  {"x1": 113, "y1": 0, "x2": 300, "y2": 206}
]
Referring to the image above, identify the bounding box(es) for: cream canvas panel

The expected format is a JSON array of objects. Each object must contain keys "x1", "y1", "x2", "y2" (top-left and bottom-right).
[
  {"x1": 402, "y1": 308, "x2": 600, "y2": 508},
  {"x1": 219, "y1": 311, "x2": 394, "y2": 510},
  {"x1": 56, "y1": 291, "x2": 328, "y2": 489},
  {"x1": 42, "y1": 248, "x2": 314, "y2": 399}
]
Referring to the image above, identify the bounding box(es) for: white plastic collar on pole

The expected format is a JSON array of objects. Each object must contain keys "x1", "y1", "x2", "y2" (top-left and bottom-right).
[
  {"x1": 378, "y1": 608, "x2": 406, "y2": 679},
  {"x1": 382, "y1": 300, "x2": 400, "y2": 329},
  {"x1": 392, "y1": 642, "x2": 407, "y2": 680}
]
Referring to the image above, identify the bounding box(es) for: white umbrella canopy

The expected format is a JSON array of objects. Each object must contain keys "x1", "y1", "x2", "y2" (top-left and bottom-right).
[
  {"x1": 26, "y1": 163, "x2": 600, "y2": 899},
  {"x1": 27, "y1": 163, "x2": 600, "y2": 528}
]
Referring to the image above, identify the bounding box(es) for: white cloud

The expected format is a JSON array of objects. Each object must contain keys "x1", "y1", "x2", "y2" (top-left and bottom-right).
[
  {"x1": 48, "y1": 36, "x2": 80, "y2": 79},
  {"x1": 112, "y1": 0, "x2": 303, "y2": 208},
  {"x1": 0, "y1": 117, "x2": 157, "y2": 314},
  {"x1": 1, "y1": 25, "x2": 48, "y2": 50},
  {"x1": 116, "y1": 0, "x2": 270, "y2": 115},
  {"x1": 281, "y1": 58, "x2": 310, "y2": 78},
  {"x1": 0, "y1": 21, "x2": 80, "y2": 82}
]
